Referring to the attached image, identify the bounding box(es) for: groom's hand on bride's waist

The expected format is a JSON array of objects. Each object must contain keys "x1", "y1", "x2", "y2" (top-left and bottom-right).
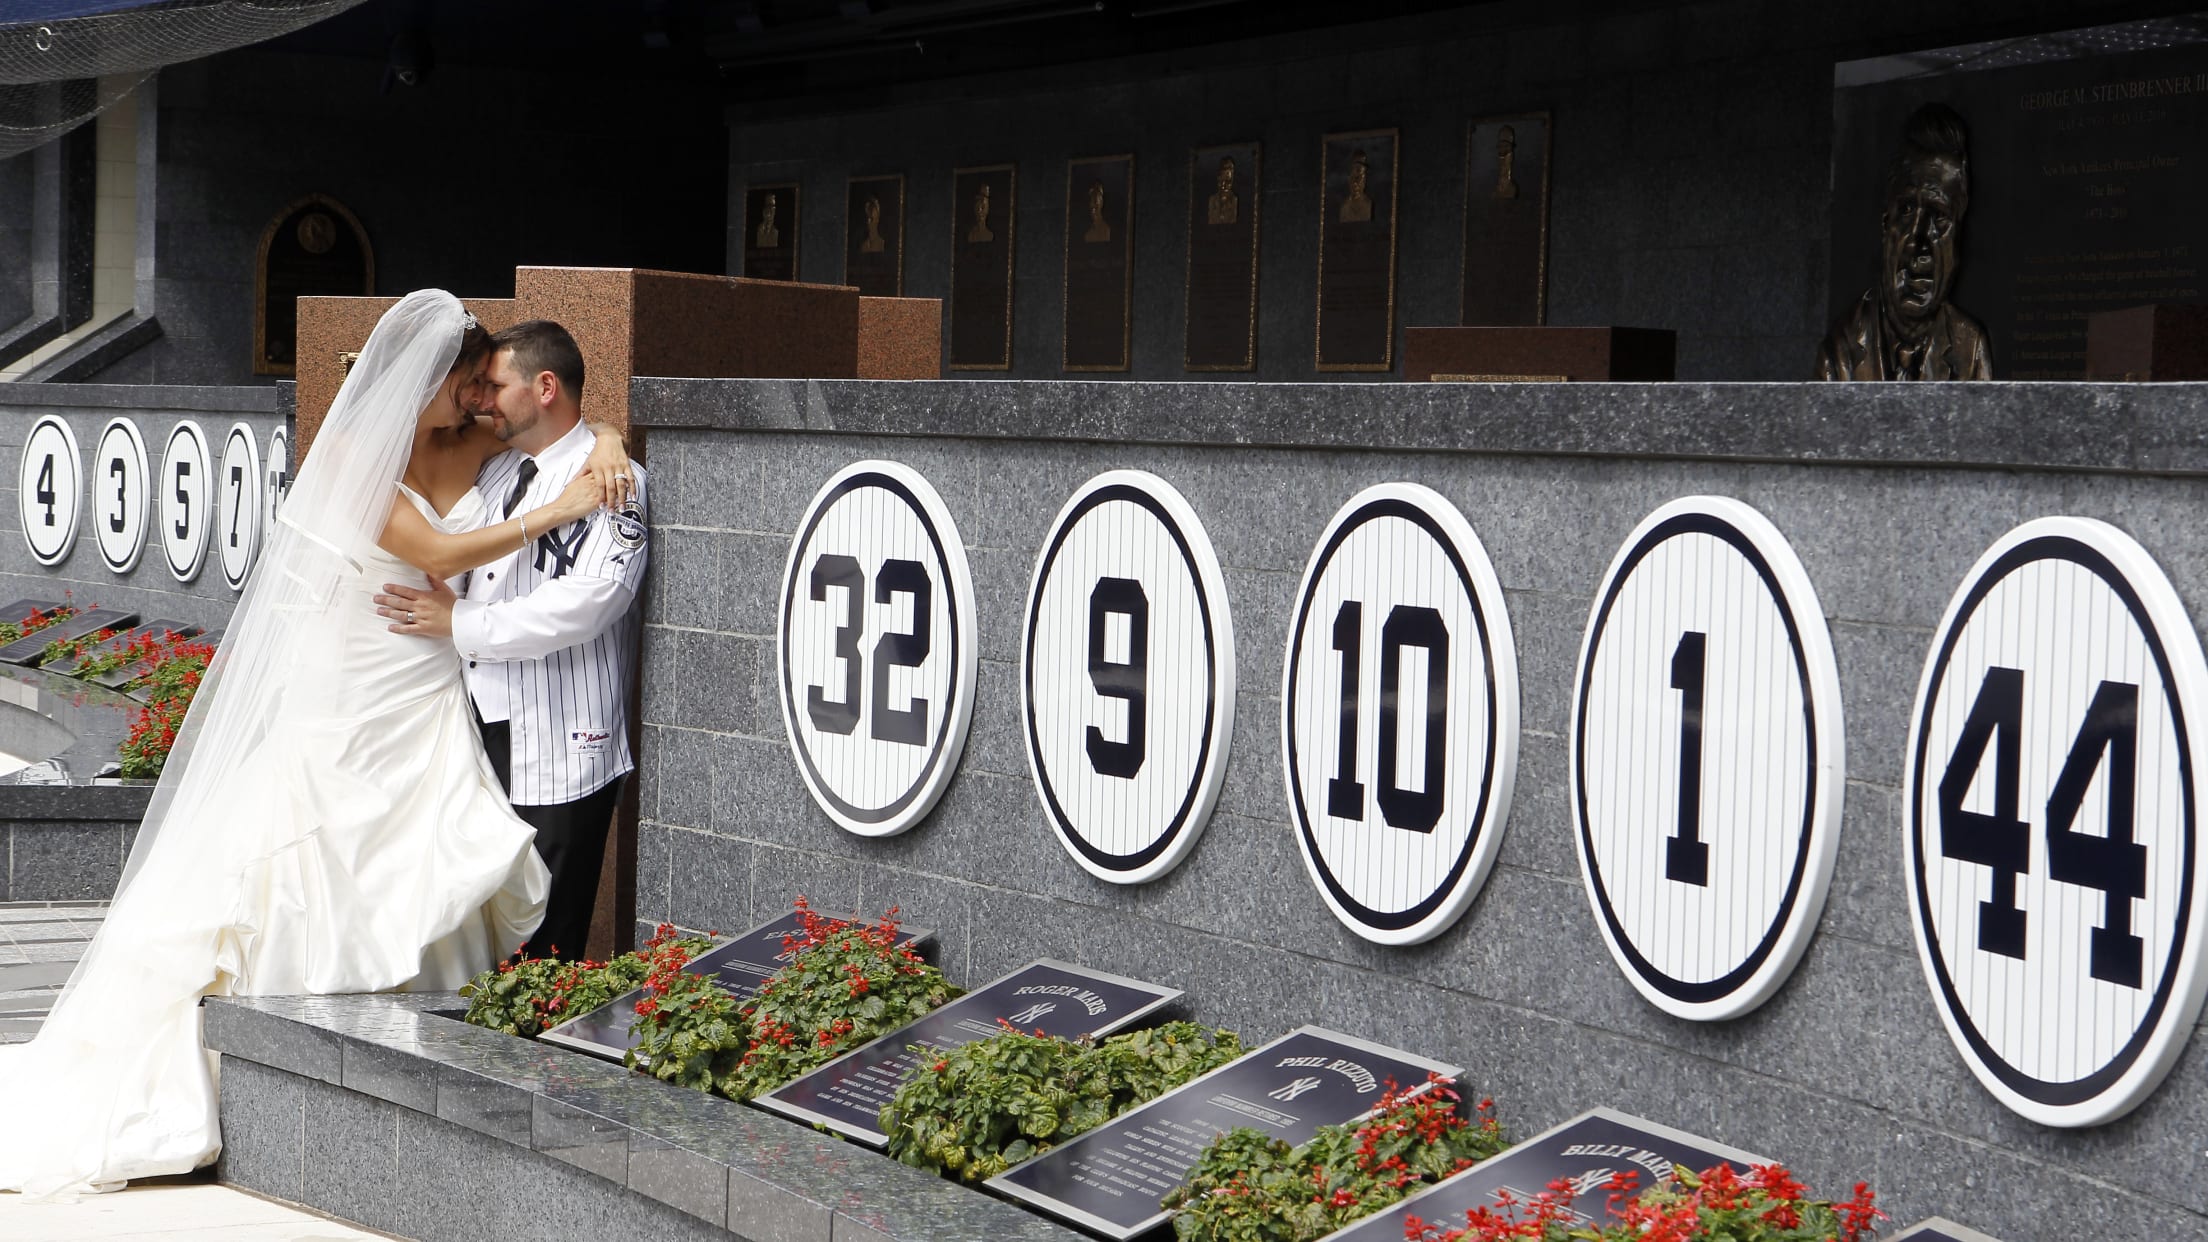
[{"x1": 376, "y1": 577, "x2": 455, "y2": 639}]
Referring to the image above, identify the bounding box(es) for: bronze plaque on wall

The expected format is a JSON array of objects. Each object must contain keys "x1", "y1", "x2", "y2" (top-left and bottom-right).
[
  {"x1": 1064, "y1": 154, "x2": 1134, "y2": 372},
  {"x1": 744, "y1": 182, "x2": 799, "y2": 281},
  {"x1": 1316, "y1": 129, "x2": 1399, "y2": 372},
  {"x1": 950, "y1": 164, "x2": 1017, "y2": 371},
  {"x1": 253, "y1": 194, "x2": 373, "y2": 376},
  {"x1": 1460, "y1": 113, "x2": 1550, "y2": 326},
  {"x1": 1185, "y1": 142, "x2": 1260, "y2": 372},
  {"x1": 845, "y1": 174, "x2": 905, "y2": 298}
]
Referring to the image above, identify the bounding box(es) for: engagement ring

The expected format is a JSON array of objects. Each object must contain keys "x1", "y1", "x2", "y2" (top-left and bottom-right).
[{"x1": 406, "y1": 611, "x2": 416, "y2": 624}]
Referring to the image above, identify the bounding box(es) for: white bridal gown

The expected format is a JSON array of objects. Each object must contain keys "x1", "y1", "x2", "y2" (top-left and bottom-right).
[{"x1": 0, "y1": 484, "x2": 548, "y2": 1198}]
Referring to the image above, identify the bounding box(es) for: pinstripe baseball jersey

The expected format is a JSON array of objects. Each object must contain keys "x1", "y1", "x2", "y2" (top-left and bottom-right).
[{"x1": 453, "y1": 420, "x2": 649, "y2": 806}]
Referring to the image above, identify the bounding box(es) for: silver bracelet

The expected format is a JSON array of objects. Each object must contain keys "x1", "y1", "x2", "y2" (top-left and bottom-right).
[{"x1": 518, "y1": 514, "x2": 530, "y2": 547}]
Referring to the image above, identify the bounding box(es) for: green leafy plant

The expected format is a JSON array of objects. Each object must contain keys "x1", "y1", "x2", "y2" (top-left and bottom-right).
[
  {"x1": 1408, "y1": 1162, "x2": 1881, "y2": 1242},
  {"x1": 112, "y1": 631, "x2": 217, "y2": 779},
  {"x1": 1164, "y1": 1078, "x2": 1509, "y2": 1242},
  {"x1": 459, "y1": 924, "x2": 711, "y2": 1038},
  {"x1": 0, "y1": 603, "x2": 76, "y2": 646},
  {"x1": 39, "y1": 626, "x2": 118, "y2": 667},
  {"x1": 712, "y1": 898, "x2": 959, "y2": 1102},
  {"x1": 882, "y1": 1021, "x2": 1244, "y2": 1182}
]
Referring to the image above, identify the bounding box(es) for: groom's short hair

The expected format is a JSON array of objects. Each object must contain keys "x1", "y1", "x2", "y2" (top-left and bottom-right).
[{"x1": 491, "y1": 320, "x2": 586, "y2": 403}]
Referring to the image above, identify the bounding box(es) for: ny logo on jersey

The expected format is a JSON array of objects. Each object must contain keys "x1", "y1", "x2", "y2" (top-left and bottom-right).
[
  {"x1": 1008, "y1": 1002, "x2": 1057, "y2": 1025},
  {"x1": 534, "y1": 521, "x2": 591, "y2": 579},
  {"x1": 1268, "y1": 1076, "x2": 1322, "y2": 1102}
]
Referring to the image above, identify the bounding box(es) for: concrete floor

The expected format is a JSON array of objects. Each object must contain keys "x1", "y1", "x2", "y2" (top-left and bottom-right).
[{"x1": 0, "y1": 902, "x2": 404, "y2": 1240}]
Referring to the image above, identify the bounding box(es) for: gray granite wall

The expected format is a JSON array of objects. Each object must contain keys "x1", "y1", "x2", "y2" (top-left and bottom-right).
[
  {"x1": 0, "y1": 386, "x2": 281, "y2": 633},
  {"x1": 725, "y1": 0, "x2": 2178, "y2": 383},
  {"x1": 0, "y1": 785, "x2": 149, "y2": 902},
  {"x1": 633, "y1": 376, "x2": 2208, "y2": 1240},
  {"x1": 0, "y1": 153, "x2": 30, "y2": 331}
]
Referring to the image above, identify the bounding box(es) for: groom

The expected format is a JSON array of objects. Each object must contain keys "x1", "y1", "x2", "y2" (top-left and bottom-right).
[{"x1": 377, "y1": 320, "x2": 648, "y2": 961}]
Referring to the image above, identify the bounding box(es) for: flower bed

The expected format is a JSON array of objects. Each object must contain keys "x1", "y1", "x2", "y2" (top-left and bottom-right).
[
  {"x1": 1410, "y1": 1161, "x2": 1881, "y2": 1242},
  {"x1": 0, "y1": 602, "x2": 76, "y2": 646}
]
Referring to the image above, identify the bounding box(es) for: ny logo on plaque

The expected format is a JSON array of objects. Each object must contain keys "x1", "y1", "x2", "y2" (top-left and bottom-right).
[
  {"x1": 988, "y1": 1026, "x2": 1461, "y2": 1240},
  {"x1": 778, "y1": 461, "x2": 978, "y2": 837},
  {"x1": 1905, "y1": 516, "x2": 2208, "y2": 1127},
  {"x1": 16, "y1": 415, "x2": 82, "y2": 567},
  {"x1": 759, "y1": 960, "x2": 1180, "y2": 1145},
  {"x1": 1319, "y1": 1108, "x2": 1768, "y2": 1242},
  {"x1": 1283, "y1": 484, "x2": 1518, "y2": 944},
  {"x1": 1572, "y1": 498, "x2": 1845, "y2": 1020},
  {"x1": 1022, "y1": 470, "x2": 1235, "y2": 884},
  {"x1": 94, "y1": 417, "x2": 150, "y2": 574}
]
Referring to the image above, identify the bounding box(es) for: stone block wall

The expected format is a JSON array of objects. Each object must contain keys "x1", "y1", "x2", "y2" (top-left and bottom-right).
[
  {"x1": 634, "y1": 376, "x2": 2208, "y2": 1239},
  {"x1": 724, "y1": 0, "x2": 2174, "y2": 383},
  {"x1": 0, "y1": 785, "x2": 150, "y2": 902},
  {"x1": 0, "y1": 385, "x2": 283, "y2": 633}
]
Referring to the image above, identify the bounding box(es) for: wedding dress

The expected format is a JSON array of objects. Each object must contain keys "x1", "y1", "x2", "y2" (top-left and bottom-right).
[{"x1": 0, "y1": 291, "x2": 547, "y2": 1198}]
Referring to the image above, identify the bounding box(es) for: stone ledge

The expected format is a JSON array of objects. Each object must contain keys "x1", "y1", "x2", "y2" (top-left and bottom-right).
[
  {"x1": 629, "y1": 377, "x2": 2208, "y2": 477},
  {"x1": 0, "y1": 782, "x2": 153, "y2": 821},
  {"x1": 204, "y1": 994, "x2": 1091, "y2": 1242},
  {"x1": 0, "y1": 383, "x2": 279, "y2": 412}
]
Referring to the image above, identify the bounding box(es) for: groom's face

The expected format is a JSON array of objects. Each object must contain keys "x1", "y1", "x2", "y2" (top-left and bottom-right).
[{"x1": 481, "y1": 348, "x2": 543, "y2": 444}]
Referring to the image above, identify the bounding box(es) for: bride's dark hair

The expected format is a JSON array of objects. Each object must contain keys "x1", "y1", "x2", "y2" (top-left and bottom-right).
[{"x1": 449, "y1": 322, "x2": 494, "y2": 377}]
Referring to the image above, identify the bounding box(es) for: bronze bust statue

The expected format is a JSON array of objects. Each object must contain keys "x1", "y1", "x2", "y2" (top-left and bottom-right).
[{"x1": 1816, "y1": 102, "x2": 1991, "y2": 381}]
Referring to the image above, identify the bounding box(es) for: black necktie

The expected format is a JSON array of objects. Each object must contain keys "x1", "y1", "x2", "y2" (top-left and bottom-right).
[{"x1": 503, "y1": 459, "x2": 538, "y2": 519}]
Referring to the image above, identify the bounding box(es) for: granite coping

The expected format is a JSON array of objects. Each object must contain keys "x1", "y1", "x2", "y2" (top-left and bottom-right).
[
  {"x1": 0, "y1": 383, "x2": 278, "y2": 412},
  {"x1": 628, "y1": 377, "x2": 2208, "y2": 477},
  {"x1": 203, "y1": 993, "x2": 1092, "y2": 1242},
  {"x1": 0, "y1": 780, "x2": 152, "y2": 820}
]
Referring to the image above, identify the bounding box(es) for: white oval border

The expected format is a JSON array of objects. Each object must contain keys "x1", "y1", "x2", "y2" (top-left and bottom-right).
[
  {"x1": 92, "y1": 416, "x2": 150, "y2": 574},
  {"x1": 1279, "y1": 481, "x2": 1520, "y2": 945},
  {"x1": 219, "y1": 421, "x2": 264, "y2": 591},
  {"x1": 1020, "y1": 468, "x2": 1238, "y2": 886},
  {"x1": 263, "y1": 424, "x2": 291, "y2": 545},
  {"x1": 1902, "y1": 514, "x2": 2208, "y2": 1128},
  {"x1": 160, "y1": 419, "x2": 212, "y2": 584},
  {"x1": 1569, "y1": 495, "x2": 1845, "y2": 1021},
  {"x1": 17, "y1": 415, "x2": 82, "y2": 568},
  {"x1": 775, "y1": 459, "x2": 979, "y2": 839}
]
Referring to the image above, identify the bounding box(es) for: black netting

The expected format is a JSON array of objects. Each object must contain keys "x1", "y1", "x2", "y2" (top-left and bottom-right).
[{"x1": 0, "y1": 0, "x2": 368, "y2": 156}]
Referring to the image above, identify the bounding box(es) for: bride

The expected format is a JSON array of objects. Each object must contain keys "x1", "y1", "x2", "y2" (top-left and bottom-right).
[{"x1": 0, "y1": 290, "x2": 631, "y2": 1198}]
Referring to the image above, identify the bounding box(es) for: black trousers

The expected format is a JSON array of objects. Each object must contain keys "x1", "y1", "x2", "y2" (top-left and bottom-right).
[{"x1": 478, "y1": 718, "x2": 623, "y2": 962}]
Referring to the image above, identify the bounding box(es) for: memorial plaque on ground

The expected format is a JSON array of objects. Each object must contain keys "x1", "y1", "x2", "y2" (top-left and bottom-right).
[
  {"x1": 988, "y1": 1025, "x2": 1462, "y2": 1240},
  {"x1": 1318, "y1": 1108, "x2": 1767, "y2": 1242},
  {"x1": 540, "y1": 909, "x2": 935, "y2": 1063},
  {"x1": 40, "y1": 621, "x2": 198, "y2": 677},
  {"x1": 1890, "y1": 1219, "x2": 2003, "y2": 1242},
  {"x1": 1316, "y1": 129, "x2": 1400, "y2": 372},
  {"x1": 950, "y1": 164, "x2": 1017, "y2": 370},
  {"x1": 1832, "y1": 33, "x2": 2208, "y2": 379},
  {"x1": 1184, "y1": 142, "x2": 1260, "y2": 371},
  {"x1": 758, "y1": 959, "x2": 1179, "y2": 1145},
  {"x1": 0, "y1": 609, "x2": 138, "y2": 666},
  {"x1": 117, "y1": 630, "x2": 218, "y2": 696},
  {"x1": 1064, "y1": 154, "x2": 1135, "y2": 371},
  {"x1": 844, "y1": 174, "x2": 905, "y2": 298},
  {"x1": 743, "y1": 183, "x2": 799, "y2": 281},
  {"x1": 1459, "y1": 113, "x2": 1549, "y2": 327}
]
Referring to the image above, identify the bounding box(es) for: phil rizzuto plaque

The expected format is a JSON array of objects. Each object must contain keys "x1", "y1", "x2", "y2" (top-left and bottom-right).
[
  {"x1": 950, "y1": 164, "x2": 1017, "y2": 370},
  {"x1": 1064, "y1": 154, "x2": 1136, "y2": 372},
  {"x1": 1460, "y1": 113, "x2": 1550, "y2": 327},
  {"x1": 1316, "y1": 129, "x2": 1400, "y2": 372},
  {"x1": 1573, "y1": 498, "x2": 1845, "y2": 1021},
  {"x1": 1283, "y1": 484, "x2": 1519, "y2": 945},
  {"x1": 1185, "y1": 142, "x2": 1261, "y2": 371},
  {"x1": 778, "y1": 460, "x2": 978, "y2": 837},
  {"x1": 759, "y1": 960, "x2": 1180, "y2": 1145},
  {"x1": 541, "y1": 910, "x2": 936, "y2": 1063},
  {"x1": 1320, "y1": 1109, "x2": 1768, "y2": 1242},
  {"x1": 743, "y1": 182, "x2": 800, "y2": 281},
  {"x1": 1023, "y1": 470, "x2": 1236, "y2": 885},
  {"x1": 988, "y1": 1026, "x2": 1462, "y2": 1240},
  {"x1": 1905, "y1": 516, "x2": 2208, "y2": 1128},
  {"x1": 253, "y1": 193, "x2": 373, "y2": 376},
  {"x1": 845, "y1": 174, "x2": 905, "y2": 298}
]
